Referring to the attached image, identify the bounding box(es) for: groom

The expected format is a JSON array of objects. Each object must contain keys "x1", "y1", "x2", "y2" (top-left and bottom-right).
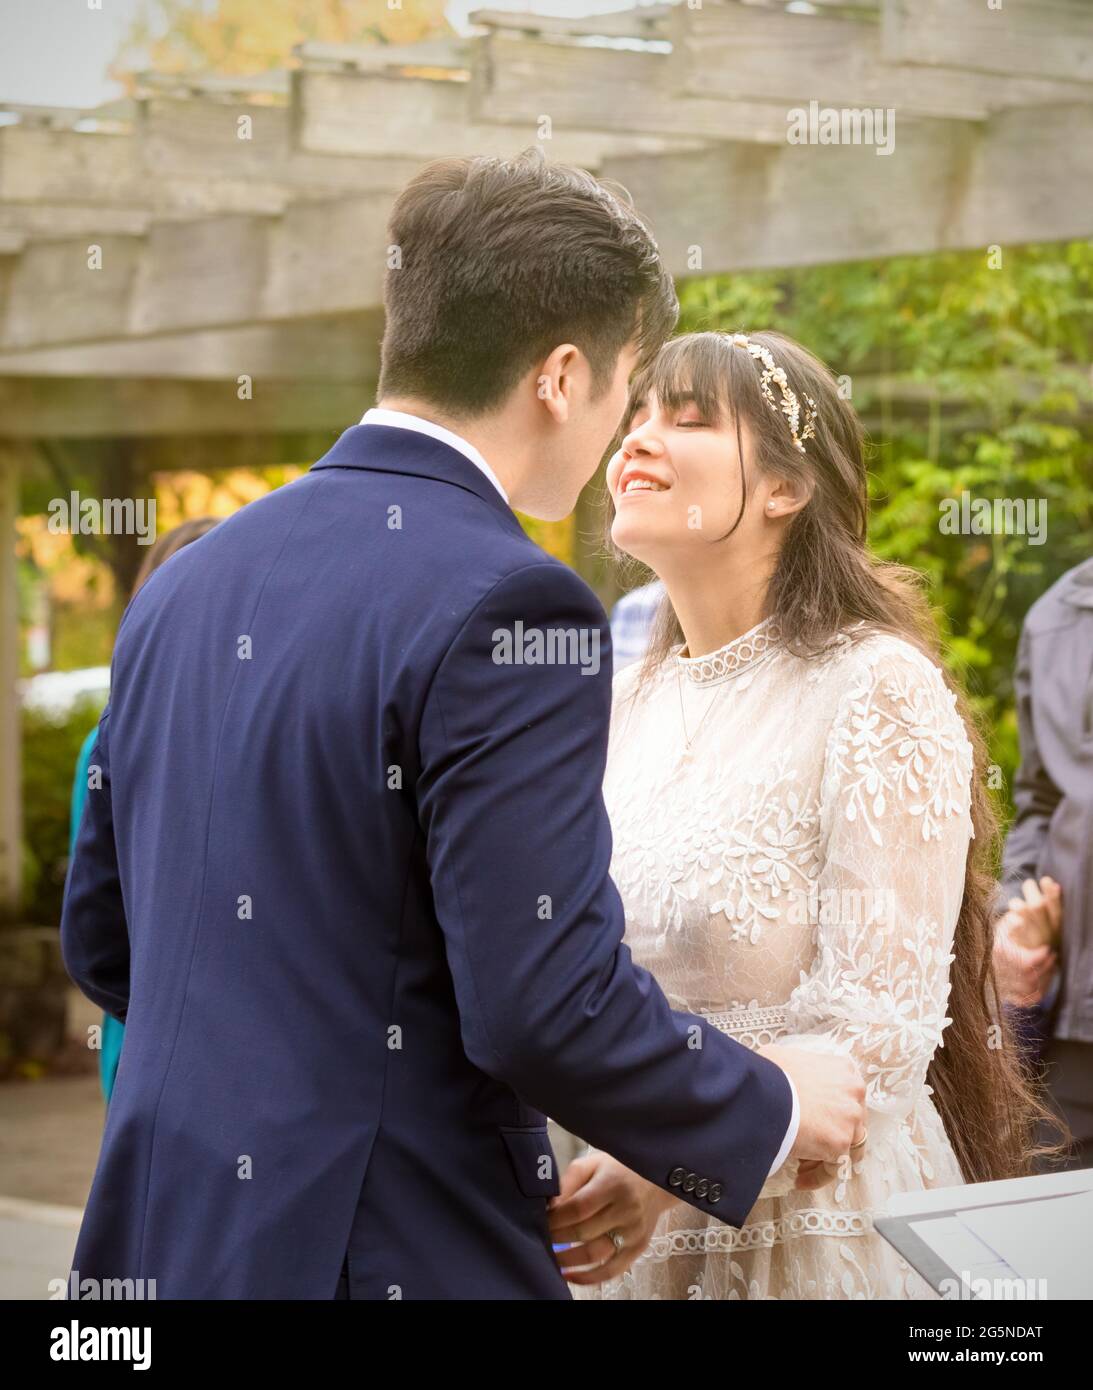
[{"x1": 61, "y1": 148, "x2": 864, "y2": 1300}]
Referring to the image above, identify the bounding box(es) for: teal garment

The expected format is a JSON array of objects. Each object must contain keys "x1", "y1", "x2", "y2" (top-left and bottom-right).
[{"x1": 70, "y1": 725, "x2": 124, "y2": 1102}]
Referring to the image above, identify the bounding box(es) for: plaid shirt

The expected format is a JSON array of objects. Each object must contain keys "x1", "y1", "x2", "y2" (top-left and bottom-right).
[{"x1": 609, "y1": 580, "x2": 665, "y2": 674}]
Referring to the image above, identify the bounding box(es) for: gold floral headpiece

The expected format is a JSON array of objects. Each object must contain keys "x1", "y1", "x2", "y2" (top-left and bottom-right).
[{"x1": 723, "y1": 332, "x2": 818, "y2": 453}]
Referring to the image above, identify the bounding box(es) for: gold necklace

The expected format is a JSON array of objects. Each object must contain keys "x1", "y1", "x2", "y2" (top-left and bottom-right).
[
  {"x1": 675, "y1": 665, "x2": 727, "y2": 750},
  {"x1": 675, "y1": 628, "x2": 781, "y2": 750}
]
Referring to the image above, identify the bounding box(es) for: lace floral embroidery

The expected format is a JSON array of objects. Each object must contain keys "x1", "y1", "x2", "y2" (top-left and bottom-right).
[
  {"x1": 787, "y1": 643, "x2": 974, "y2": 1115},
  {"x1": 825, "y1": 655, "x2": 974, "y2": 847}
]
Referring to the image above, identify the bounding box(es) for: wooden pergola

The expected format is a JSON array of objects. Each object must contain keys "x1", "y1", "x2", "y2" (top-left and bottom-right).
[{"x1": 1, "y1": 0, "x2": 1091, "y2": 909}]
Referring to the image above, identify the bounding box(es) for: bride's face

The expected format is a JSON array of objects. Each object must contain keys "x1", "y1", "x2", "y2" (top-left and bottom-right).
[{"x1": 606, "y1": 387, "x2": 758, "y2": 565}]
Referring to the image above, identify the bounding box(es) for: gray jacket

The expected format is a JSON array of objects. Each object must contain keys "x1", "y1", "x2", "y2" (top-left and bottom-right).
[{"x1": 1001, "y1": 558, "x2": 1093, "y2": 1040}]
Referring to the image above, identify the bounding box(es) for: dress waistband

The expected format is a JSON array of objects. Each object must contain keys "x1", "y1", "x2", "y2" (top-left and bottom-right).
[{"x1": 701, "y1": 1004, "x2": 789, "y2": 1048}]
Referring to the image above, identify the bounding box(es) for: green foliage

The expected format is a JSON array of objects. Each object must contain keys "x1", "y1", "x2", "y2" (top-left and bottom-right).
[
  {"x1": 21, "y1": 697, "x2": 105, "y2": 926},
  {"x1": 677, "y1": 241, "x2": 1093, "y2": 812}
]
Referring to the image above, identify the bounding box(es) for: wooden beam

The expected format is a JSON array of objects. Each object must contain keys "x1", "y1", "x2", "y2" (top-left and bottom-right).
[
  {"x1": 883, "y1": 0, "x2": 1093, "y2": 85},
  {"x1": 0, "y1": 205, "x2": 152, "y2": 238},
  {"x1": 140, "y1": 93, "x2": 304, "y2": 184},
  {"x1": 468, "y1": 6, "x2": 672, "y2": 39},
  {"x1": 137, "y1": 95, "x2": 406, "y2": 193},
  {"x1": 600, "y1": 104, "x2": 1093, "y2": 275},
  {"x1": 670, "y1": 2, "x2": 1093, "y2": 120},
  {"x1": 3, "y1": 104, "x2": 1088, "y2": 350},
  {"x1": 0, "y1": 189, "x2": 393, "y2": 350},
  {"x1": 963, "y1": 103, "x2": 1093, "y2": 247},
  {"x1": 0, "y1": 219, "x2": 280, "y2": 349},
  {"x1": 0, "y1": 446, "x2": 20, "y2": 913},
  {"x1": 263, "y1": 195, "x2": 389, "y2": 322},
  {"x1": 2, "y1": 233, "x2": 146, "y2": 349},
  {"x1": 0, "y1": 99, "x2": 136, "y2": 129},
  {"x1": 470, "y1": 33, "x2": 790, "y2": 144},
  {"x1": 0, "y1": 377, "x2": 371, "y2": 438},
  {"x1": 294, "y1": 67, "x2": 707, "y2": 164},
  {"x1": 135, "y1": 214, "x2": 281, "y2": 336},
  {"x1": 0, "y1": 115, "x2": 420, "y2": 215},
  {"x1": 295, "y1": 38, "x2": 471, "y2": 73},
  {"x1": 0, "y1": 313, "x2": 382, "y2": 381},
  {"x1": 775, "y1": 1, "x2": 878, "y2": 7},
  {"x1": 0, "y1": 127, "x2": 146, "y2": 206},
  {"x1": 134, "y1": 68, "x2": 291, "y2": 98}
]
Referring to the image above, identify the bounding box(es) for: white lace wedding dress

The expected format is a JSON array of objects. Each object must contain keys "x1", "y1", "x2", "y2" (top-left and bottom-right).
[{"x1": 577, "y1": 618, "x2": 974, "y2": 1300}]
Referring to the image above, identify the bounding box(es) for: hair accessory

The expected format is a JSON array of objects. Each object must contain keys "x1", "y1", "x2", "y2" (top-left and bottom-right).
[{"x1": 726, "y1": 332, "x2": 817, "y2": 453}]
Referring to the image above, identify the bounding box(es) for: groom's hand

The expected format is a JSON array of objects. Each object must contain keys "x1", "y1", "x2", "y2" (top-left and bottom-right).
[
  {"x1": 757, "y1": 1045, "x2": 866, "y2": 1166},
  {"x1": 547, "y1": 1151, "x2": 676, "y2": 1286}
]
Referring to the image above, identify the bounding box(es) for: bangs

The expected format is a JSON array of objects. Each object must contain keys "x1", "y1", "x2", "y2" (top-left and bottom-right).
[{"x1": 623, "y1": 332, "x2": 747, "y2": 432}]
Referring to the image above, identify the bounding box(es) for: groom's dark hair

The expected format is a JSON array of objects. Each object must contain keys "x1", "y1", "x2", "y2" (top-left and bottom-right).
[{"x1": 377, "y1": 147, "x2": 678, "y2": 416}]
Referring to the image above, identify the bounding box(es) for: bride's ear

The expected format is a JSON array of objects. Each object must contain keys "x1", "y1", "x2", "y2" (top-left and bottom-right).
[{"x1": 763, "y1": 476, "x2": 812, "y2": 519}]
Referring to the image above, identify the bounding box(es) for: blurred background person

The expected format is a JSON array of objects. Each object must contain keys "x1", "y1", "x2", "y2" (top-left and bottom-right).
[
  {"x1": 994, "y1": 556, "x2": 1093, "y2": 1169},
  {"x1": 68, "y1": 517, "x2": 220, "y2": 1104},
  {"x1": 608, "y1": 578, "x2": 663, "y2": 673}
]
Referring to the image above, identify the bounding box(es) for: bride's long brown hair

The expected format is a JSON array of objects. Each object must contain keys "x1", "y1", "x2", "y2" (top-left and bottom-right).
[{"x1": 606, "y1": 329, "x2": 1065, "y2": 1183}]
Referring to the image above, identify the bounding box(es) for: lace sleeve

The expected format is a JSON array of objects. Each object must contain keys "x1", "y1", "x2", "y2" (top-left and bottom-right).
[{"x1": 776, "y1": 641, "x2": 975, "y2": 1138}]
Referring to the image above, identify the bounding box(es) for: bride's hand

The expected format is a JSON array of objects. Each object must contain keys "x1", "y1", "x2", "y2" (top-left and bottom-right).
[
  {"x1": 793, "y1": 1157, "x2": 840, "y2": 1191},
  {"x1": 547, "y1": 1151, "x2": 675, "y2": 1285}
]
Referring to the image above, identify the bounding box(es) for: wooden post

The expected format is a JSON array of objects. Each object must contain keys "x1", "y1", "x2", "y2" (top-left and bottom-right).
[{"x1": 0, "y1": 447, "x2": 21, "y2": 915}]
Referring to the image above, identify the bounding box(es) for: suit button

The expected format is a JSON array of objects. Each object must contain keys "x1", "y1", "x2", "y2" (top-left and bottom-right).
[
  {"x1": 668, "y1": 1167, "x2": 686, "y2": 1187},
  {"x1": 682, "y1": 1172, "x2": 698, "y2": 1192},
  {"x1": 708, "y1": 1183, "x2": 723, "y2": 1203},
  {"x1": 695, "y1": 1178, "x2": 709, "y2": 1197}
]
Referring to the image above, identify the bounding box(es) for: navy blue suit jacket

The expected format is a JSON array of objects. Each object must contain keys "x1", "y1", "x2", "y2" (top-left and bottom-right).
[{"x1": 61, "y1": 422, "x2": 793, "y2": 1299}]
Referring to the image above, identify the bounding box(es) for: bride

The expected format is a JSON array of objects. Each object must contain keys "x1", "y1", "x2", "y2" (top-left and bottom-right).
[{"x1": 551, "y1": 329, "x2": 1050, "y2": 1300}]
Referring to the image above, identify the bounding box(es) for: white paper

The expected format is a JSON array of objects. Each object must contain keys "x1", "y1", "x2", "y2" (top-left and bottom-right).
[
  {"x1": 957, "y1": 1190, "x2": 1093, "y2": 1299},
  {"x1": 908, "y1": 1216, "x2": 1005, "y2": 1280}
]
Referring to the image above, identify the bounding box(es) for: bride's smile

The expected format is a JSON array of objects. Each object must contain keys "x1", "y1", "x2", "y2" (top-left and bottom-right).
[
  {"x1": 605, "y1": 370, "x2": 809, "y2": 609},
  {"x1": 606, "y1": 390, "x2": 754, "y2": 565},
  {"x1": 616, "y1": 466, "x2": 670, "y2": 497},
  {"x1": 605, "y1": 353, "x2": 812, "y2": 662}
]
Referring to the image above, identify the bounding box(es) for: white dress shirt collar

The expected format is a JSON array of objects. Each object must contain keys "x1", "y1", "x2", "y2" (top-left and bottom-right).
[{"x1": 359, "y1": 407, "x2": 510, "y2": 506}]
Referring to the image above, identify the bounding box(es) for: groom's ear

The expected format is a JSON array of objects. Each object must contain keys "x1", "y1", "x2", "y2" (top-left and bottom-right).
[{"x1": 535, "y1": 343, "x2": 582, "y2": 424}]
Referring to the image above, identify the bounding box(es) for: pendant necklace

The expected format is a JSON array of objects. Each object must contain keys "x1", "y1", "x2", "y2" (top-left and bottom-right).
[
  {"x1": 675, "y1": 665, "x2": 726, "y2": 753},
  {"x1": 674, "y1": 630, "x2": 780, "y2": 757}
]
